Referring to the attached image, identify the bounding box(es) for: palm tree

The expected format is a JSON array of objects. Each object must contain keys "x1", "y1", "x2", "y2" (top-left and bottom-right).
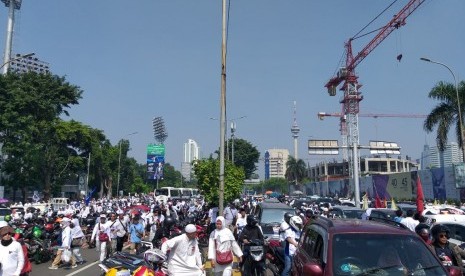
[
  {"x1": 285, "y1": 156, "x2": 307, "y2": 186},
  {"x1": 424, "y1": 80, "x2": 465, "y2": 151}
]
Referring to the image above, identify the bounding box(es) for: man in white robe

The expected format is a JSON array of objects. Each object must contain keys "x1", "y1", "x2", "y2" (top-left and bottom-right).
[{"x1": 161, "y1": 224, "x2": 203, "y2": 276}]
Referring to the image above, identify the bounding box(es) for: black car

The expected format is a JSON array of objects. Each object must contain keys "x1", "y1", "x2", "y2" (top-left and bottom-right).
[
  {"x1": 253, "y1": 201, "x2": 294, "y2": 241},
  {"x1": 365, "y1": 208, "x2": 397, "y2": 220},
  {"x1": 329, "y1": 206, "x2": 364, "y2": 219}
]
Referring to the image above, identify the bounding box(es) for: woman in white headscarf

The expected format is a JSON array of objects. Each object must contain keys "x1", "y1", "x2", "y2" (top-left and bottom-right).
[{"x1": 208, "y1": 216, "x2": 243, "y2": 276}]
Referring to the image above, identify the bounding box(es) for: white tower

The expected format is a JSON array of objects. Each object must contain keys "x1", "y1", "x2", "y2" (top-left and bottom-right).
[{"x1": 291, "y1": 101, "x2": 300, "y2": 159}]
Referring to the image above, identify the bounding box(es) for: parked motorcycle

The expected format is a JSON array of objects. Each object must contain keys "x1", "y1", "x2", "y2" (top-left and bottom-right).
[
  {"x1": 99, "y1": 248, "x2": 167, "y2": 276},
  {"x1": 242, "y1": 239, "x2": 265, "y2": 276},
  {"x1": 196, "y1": 224, "x2": 208, "y2": 248},
  {"x1": 265, "y1": 239, "x2": 284, "y2": 276},
  {"x1": 99, "y1": 252, "x2": 148, "y2": 276}
]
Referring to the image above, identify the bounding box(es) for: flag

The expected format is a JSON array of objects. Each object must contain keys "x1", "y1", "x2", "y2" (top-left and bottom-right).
[
  {"x1": 433, "y1": 199, "x2": 439, "y2": 206},
  {"x1": 362, "y1": 194, "x2": 369, "y2": 210},
  {"x1": 383, "y1": 198, "x2": 388, "y2": 208},
  {"x1": 391, "y1": 198, "x2": 398, "y2": 210},
  {"x1": 375, "y1": 194, "x2": 383, "y2": 208},
  {"x1": 416, "y1": 173, "x2": 425, "y2": 214}
]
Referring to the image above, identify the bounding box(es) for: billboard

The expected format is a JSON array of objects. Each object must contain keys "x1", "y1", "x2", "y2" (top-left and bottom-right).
[
  {"x1": 454, "y1": 163, "x2": 465, "y2": 188},
  {"x1": 147, "y1": 143, "x2": 165, "y2": 180}
]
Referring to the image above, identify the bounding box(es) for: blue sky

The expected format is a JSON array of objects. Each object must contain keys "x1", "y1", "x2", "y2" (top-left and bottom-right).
[{"x1": 3, "y1": 0, "x2": 465, "y2": 178}]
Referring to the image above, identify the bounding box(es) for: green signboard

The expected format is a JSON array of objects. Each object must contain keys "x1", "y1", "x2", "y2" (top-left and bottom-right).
[{"x1": 147, "y1": 144, "x2": 165, "y2": 156}]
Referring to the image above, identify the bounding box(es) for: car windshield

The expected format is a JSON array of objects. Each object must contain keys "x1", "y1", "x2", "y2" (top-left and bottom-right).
[
  {"x1": 332, "y1": 234, "x2": 446, "y2": 276},
  {"x1": 261, "y1": 208, "x2": 293, "y2": 224},
  {"x1": 343, "y1": 210, "x2": 364, "y2": 219}
]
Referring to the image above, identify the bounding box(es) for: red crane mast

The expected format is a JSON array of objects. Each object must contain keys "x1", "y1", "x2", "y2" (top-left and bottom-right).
[
  {"x1": 323, "y1": 0, "x2": 426, "y2": 159},
  {"x1": 322, "y1": 0, "x2": 426, "y2": 207}
]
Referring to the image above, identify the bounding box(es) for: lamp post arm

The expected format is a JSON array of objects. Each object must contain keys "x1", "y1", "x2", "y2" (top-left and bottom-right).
[
  {"x1": 421, "y1": 57, "x2": 464, "y2": 161},
  {"x1": 0, "y1": 53, "x2": 35, "y2": 71}
]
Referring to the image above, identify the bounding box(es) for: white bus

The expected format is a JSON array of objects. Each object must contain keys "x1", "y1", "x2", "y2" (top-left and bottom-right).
[
  {"x1": 154, "y1": 187, "x2": 200, "y2": 202},
  {"x1": 179, "y1": 188, "x2": 200, "y2": 199},
  {"x1": 154, "y1": 187, "x2": 182, "y2": 202}
]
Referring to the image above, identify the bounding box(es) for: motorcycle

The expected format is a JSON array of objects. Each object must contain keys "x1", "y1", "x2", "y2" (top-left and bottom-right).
[
  {"x1": 99, "y1": 252, "x2": 148, "y2": 276},
  {"x1": 99, "y1": 248, "x2": 167, "y2": 276},
  {"x1": 196, "y1": 224, "x2": 208, "y2": 248},
  {"x1": 242, "y1": 239, "x2": 265, "y2": 276},
  {"x1": 265, "y1": 239, "x2": 285, "y2": 276}
]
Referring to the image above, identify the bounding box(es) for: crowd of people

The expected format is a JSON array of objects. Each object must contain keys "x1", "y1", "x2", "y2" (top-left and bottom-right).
[{"x1": 1, "y1": 194, "x2": 465, "y2": 275}]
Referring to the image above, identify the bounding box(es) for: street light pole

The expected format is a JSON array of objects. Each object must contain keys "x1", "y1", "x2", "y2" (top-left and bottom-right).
[
  {"x1": 116, "y1": 131, "x2": 138, "y2": 197},
  {"x1": 421, "y1": 57, "x2": 465, "y2": 161},
  {"x1": 85, "y1": 152, "x2": 91, "y2": 198},
  {"x1": 219, "y1": 0, "x2": 228, "y2": 215},
  {"x1": 231, "y1": 121, "x2": 236, "y2": 164}
]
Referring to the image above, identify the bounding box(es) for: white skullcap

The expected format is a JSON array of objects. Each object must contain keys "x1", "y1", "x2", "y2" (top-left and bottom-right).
[
  {"x1": 61, "y1": 217, "x2": 71, "y2": 223},
  {"x1": 116, "y1": 210, "x2": 124, "y2": 215},
  {"x1": 0, "y1": 221, "x2": 8, "y2": 228},
  {"x1": 185, "y1": 224, "x2": 197, "y2": 233}
]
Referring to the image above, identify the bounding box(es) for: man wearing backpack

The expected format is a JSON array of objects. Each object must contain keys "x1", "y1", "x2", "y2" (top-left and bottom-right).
[{"x1": 90, "y1": 214, "x2": 111, "y2": 262}]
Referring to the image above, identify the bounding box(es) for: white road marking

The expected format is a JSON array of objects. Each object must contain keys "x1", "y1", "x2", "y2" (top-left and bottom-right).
[{"x1": 65, "y1": 260, "x2": 100, "y2": 276}]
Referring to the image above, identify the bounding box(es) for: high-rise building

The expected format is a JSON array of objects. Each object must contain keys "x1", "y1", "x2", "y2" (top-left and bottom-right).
[
  {"x1": 181, "y1": 139, "x2": 200, "y2": 181},
  {"x1": 265, "y1": 149, "x2": 289, "y2": 180},
  {"x1": 421, "y1": 142, "x2": 463, "y2": 169},
  {"x1": 184, "y1": 139, "x2": 199, "y2": 163}
]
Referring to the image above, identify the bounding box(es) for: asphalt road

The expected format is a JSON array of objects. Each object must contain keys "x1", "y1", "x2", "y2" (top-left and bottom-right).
[{"x1": 31, "y1": 247, "x2": 102, "y2": 276}]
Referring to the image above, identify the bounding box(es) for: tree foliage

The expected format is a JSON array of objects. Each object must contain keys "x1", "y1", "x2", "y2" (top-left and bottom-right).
[
  {"x1": 263, "y1": 177, "x2": 288, "y2": 194},
  {"x1": 158, "y1": 163, "x2": 182, "y2": 188},
  {"x1": 424, "y1": 80, "x2": 465, "y2": 151},
  {"x1": 0, "y1": 72, "x2": 184, "y2": 201},
  {"x1": 285, "y1": 156, "x2": 307, "y2": 186},
  {"x1": 0, "y1": 72, "x2": 84, "y2": 199},
  {"x1": 193, "y1": 158, "x2": 244, "y2": 206},
  {"x1": 226, "y1": 138, "x2": 259, "y2": 179}
]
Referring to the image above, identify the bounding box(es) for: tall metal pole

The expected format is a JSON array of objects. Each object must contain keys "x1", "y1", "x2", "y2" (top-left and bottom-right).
[
  {"x1": 231, "y1": 121, "x2": 235, "y2": 164},
  {"x1": 117, "y1": 141, "x2": 122, "y2": 197},
  {"x1": 219, "y1": 0, "x2": 227, "y2": 215},
  {"x1": 353, "y1": 142, "x2": 360, "y2": 207},
  {"x1": 421, "y1": 58, "x2": 465, "y2": 161},
  {"x1": 2, "y1": 0, "x2": 16, "y2": 74},
  {"x1": 86, "y1": 152, "x2": 91, "y2": 198}
]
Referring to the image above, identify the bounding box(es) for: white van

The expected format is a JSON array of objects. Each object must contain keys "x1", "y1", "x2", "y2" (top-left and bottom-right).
[{"x1": 49, "y1": 198, "x2": 70, "y2": 211}]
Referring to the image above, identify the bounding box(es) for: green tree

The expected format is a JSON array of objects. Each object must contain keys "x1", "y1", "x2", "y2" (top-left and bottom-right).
[
  {"x1": 0, "y1": 72, "x2": 83, "y2": 200},
  {"x1": 193, "y1": 158, "x2": 244, "y2": 206},
  {"x1": 424, "y1": 81, "x2": 465, "y2": 151},
  {"x1": 285, "y1": 156, "x2": 307, "y2": 186},
  {"x1": 263, "y1": 177, "x2": 288, "y2": 194},
  {"x1": 159, "y1": 163, "x2": 182, "y2": 188},
  {"x1": 226, "y1": 138, "x2": 259, "y2": 179}
]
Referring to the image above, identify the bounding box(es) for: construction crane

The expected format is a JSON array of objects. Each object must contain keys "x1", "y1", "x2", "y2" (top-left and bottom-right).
[
  {"x1": 318, "y1": 112, "x2": 427, "y2": 120},
  {"x1": 323, "y1": 0, "x2": 426, "y2": 207},
  {"x1": 325, "y1": 0, "x2": 426, "y2": 152}
]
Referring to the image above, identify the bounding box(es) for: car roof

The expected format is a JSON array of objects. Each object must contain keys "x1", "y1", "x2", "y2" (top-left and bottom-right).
[
  {"x1": 368, "y1": 208, "x2": 396, "y2": 213},
  {"x1": 331, "y1": 206, "x2": 362, "y2": 211},
  {"x1": 310, "y1": 217, "x2": 413, "y2": 235},
  {"x1": 259, "y1": 201, "x2": 293, "y2": 209}
]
